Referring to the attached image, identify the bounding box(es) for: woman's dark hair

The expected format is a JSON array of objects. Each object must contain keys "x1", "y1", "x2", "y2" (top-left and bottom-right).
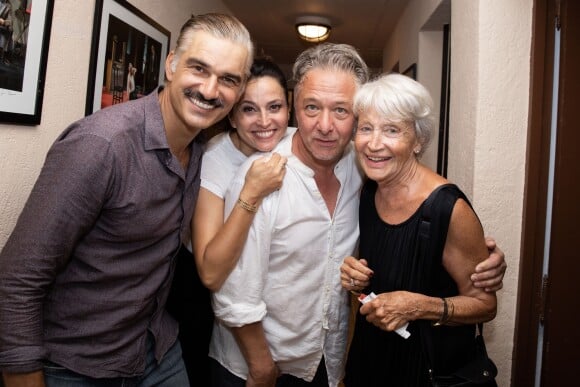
[{"x1": 249, "y1": 57, "x2": 289, "y2": 104}]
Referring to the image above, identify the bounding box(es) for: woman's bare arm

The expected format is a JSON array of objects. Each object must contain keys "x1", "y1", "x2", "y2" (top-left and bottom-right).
[
  {"x1": 439, "y1": 199, "x2": 497, "y2": 324},
  {"x1": 192, "y1": 154, "x2": 286, "y2": 291}
]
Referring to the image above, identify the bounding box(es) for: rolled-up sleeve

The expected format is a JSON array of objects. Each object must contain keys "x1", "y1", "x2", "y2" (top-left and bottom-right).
[{"x1": 211, "y1": 158, "x2": 274, "y2": 328}]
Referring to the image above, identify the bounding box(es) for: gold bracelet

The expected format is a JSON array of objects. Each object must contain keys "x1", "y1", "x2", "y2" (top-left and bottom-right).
[
  {"x1": 447, "y1": 298, "x2": 455, "y2": 323},
  {"x1": 237, "y1": 197, "x2": 258, "y2": 213},
  {"x1": 433, "y1": 297, "x2": 448, "y2": 326}
]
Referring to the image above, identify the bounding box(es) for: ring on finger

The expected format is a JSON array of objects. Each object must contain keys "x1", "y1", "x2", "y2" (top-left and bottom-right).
[{"x1": 350, "y1": 278, "x2": 356, "y2": 287}]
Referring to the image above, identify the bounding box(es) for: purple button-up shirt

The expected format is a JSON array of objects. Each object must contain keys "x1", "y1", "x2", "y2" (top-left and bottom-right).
[{"x1": 0, "y1": 90, "x2": 202, "y2": 378}]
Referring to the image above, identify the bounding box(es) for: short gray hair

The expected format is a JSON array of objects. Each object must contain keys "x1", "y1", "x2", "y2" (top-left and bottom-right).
[
  {"x1": 172, "y1": 13, "x2": 254, "y2": 75},
  {"x1": 292, "y1": 43, "x2": 369, "y2": 94},
  {"x1": 354, "y1": 73, "x2": 435, "y2": 155}
]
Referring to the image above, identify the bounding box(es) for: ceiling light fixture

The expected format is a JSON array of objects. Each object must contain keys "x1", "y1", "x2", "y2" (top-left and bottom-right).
[{"x1": 295, "y1": 16, "x2": 331, "y2": 43}]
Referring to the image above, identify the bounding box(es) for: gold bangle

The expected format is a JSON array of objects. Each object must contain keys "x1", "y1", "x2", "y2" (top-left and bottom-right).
[
  {"x1": 433, "y1": 297, "x2": 448, "y2": 326},
  {"x1": 447, "y1": 298, "x2": 455, "y2": 323},
  {"x1": 237, "y1": 197, "x2": 258, "y2": 213}
]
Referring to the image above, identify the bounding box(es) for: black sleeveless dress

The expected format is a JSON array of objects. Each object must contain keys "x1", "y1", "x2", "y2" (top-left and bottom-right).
[{"x1": 343, "y1": 180, "x2": 477, "y2": 387}]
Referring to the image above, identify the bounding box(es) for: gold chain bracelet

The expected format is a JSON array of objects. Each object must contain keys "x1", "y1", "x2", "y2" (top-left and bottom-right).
[{"x1": 237, "y1": 197, "x2": 258, "y2": 213}]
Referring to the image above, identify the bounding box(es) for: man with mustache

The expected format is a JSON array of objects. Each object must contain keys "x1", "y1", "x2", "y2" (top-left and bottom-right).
[{"x1": 0, "y1": 13, "x2": 253, "y2": 387}]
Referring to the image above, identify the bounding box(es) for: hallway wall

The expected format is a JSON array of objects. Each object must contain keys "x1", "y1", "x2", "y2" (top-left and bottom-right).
[{"x1": 450, "y1": 2, "x2": 530, "y2": 385}]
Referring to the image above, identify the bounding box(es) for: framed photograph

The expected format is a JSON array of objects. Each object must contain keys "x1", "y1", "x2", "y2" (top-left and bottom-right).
[
  {"x1": 0, "y1": 0, "x2": 54, "y2": 125},
  {"x1": 403, "y1": 63, "x2": 417, "y2": 80},
  {"x1": 85, "y1": 0, "x2": 170, "y2": 115}
]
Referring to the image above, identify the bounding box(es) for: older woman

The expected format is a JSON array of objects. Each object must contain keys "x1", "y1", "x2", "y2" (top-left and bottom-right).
[{"x1": 340, "y1": 73, "x2": 497, "y2": 386}]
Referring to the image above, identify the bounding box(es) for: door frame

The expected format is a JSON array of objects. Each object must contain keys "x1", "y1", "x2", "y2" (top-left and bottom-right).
[{"x1": 512, "y1": 0, "x2": 553, "y2": 385}]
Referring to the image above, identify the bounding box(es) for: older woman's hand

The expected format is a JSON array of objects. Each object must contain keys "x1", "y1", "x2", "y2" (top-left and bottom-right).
[
  {"x1": 340, "y1": 256, "x2": 373, "y2": 295},
  {"x1": 359, "y1": 291, "x2": 416, "y2": 332}
]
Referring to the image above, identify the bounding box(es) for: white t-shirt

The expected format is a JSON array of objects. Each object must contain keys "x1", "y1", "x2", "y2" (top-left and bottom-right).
[
  {"x1": 210, "y1": 131, "x2": 363, "y2": 387},
  {"x1": 200, "y1": 131, "x2": 248, "y2": 199}
]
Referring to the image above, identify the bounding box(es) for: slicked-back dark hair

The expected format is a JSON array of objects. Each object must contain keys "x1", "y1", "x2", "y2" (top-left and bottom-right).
[{"x1": 171, "y1": 13, "x2": 254, "y2": 75}]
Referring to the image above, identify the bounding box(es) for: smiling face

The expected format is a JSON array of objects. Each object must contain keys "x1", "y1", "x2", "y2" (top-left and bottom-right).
[
  {"x1": 163, "y1": 30, "x2": 250, "y2": 136},
  {"x1": 354, "y1": 107, "x2": 420, "y2": 185},
  {"x1": 293, "y1": 68, "x2": 357, "y2": 168},
  {"x1": 229, "y1": 76, "x2": 290, "y2": 156}
]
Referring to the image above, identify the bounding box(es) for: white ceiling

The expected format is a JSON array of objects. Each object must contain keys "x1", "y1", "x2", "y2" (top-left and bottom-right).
[{"x1": 221, "y1": 0, "x2": 410, "y2": 69}]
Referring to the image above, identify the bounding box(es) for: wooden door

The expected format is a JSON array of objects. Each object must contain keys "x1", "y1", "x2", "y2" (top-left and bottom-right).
[{"x1": 513, "y1": 0, "x2": 580, "y2": 385}]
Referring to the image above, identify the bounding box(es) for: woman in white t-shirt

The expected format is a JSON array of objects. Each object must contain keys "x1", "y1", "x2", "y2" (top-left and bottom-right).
[
  {"x1": 192, "y1": 57, "x2": 292, "y2": 291},
  {"x1": 178, "y1": 58, "x2": 292, "y2": 383}
]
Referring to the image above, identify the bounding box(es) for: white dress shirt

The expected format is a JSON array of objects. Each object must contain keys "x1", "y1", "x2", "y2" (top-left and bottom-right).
[{"x1": 209, "y1": 131, "x2": 362, "y2": 386}]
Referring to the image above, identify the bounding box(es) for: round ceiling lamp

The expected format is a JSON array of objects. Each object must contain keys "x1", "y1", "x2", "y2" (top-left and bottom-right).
[{"x1": 296, "y1": 16, "x2": 331, "y2": 43}]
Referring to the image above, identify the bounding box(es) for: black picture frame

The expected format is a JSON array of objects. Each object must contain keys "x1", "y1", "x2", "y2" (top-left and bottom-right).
[
  {"x1": 403, "y1": 63, "x2": 417, "y2": 80},
  {"x1": 0, "y1": 0, "x2": 54, "y2": 125},
  {"x1": 437, "y1": 25, "x2": 450, "y2": 177},
  {"x1": 85, "y1": 0, "x2": 170, "y2": 115}
]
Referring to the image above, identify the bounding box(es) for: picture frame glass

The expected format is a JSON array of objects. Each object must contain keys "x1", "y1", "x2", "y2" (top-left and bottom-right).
[
  {"x1": 0, "y1": 0, "x2": 54, "y2": 125},
  {"x1": 86, "y1": 0, "x2": 170, "y2": 115},
  {"x1": 403, "y1": 63, "x2": 417, "y2": 80}
]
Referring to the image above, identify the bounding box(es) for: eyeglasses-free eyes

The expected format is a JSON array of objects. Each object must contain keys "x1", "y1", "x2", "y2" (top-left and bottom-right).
[{"x1": 355, "y1": 124, "x2": 409, "y2": 139}]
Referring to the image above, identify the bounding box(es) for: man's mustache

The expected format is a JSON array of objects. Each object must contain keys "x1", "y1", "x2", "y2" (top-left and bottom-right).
[{"x1": 184, "y1": 89, "x2": 224, "y2": 109}]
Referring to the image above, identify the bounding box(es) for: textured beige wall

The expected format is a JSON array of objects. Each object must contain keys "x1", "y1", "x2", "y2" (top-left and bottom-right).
[
  {"x1": 418, "y1": 30, "x2": 444, "y2": 170},
  {"x1": 382, "y1": 0, "x2": 445, "y2": 172},
  {"x1": 450, "y1": 1, "x2": 530, "y2": 385},
  {"x1": 383, "y1": 0, "x2": 532, "y2": 385},
  {"x1": 382, "y1": 0, "x2": 442, "y2": 73},
  {"x1": 0, "y1": 0, "x2": 229, "y2": 247}
]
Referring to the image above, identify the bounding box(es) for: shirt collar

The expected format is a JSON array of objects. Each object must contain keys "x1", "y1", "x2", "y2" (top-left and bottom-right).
[{"x1": 143, "y1": 87, "x2": 169, "y2": 152}]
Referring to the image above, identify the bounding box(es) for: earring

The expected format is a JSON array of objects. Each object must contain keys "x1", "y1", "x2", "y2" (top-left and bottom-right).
[{"x1": 414, "y1": 148, "x2": 420, "y2": 154}]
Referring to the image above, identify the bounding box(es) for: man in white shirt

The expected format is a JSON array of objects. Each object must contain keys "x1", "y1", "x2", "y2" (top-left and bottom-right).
[{"x1": 209, "y1": 43, "x2": 506, "y2": 387}]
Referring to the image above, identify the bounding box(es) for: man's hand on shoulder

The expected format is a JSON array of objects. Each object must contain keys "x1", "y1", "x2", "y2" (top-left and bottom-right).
[{"x1": 471, "y1": 237, "x2": 507, "y2": 292}]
